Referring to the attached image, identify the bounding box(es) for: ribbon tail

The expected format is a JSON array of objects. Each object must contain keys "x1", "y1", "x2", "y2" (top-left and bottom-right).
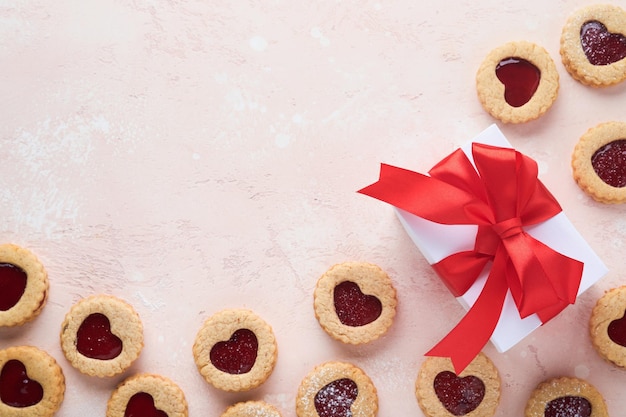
[{"x1": 426, "y1": 251, "x2": 509, "y2": 374}]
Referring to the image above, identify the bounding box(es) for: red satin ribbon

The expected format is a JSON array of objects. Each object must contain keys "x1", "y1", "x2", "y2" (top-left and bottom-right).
[{"x1": 358, "y1": 143, "x2": 584, "y2": 373}]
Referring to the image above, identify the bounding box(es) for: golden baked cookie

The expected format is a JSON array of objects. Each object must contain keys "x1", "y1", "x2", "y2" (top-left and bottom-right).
[
  {"x1": 60, "y1": 294, "x2": 144, "y2": 377},
  {"x1": 416, "y1": 352, "x2": 500, "y2": 417},
  {"x1": 221, "y1": 400, "x2": 282, "y2": 417},
  {"x1": 590, "y1": 286, "x2": 626, "y2": 368},
  {"x1": 571, "y1": 121, "x2": 626, "y2": 204},
  {"x1": 524, "y1": 377, "x2": 608, "y2": 417},
  {"x1": 296, "y1": 361, "x2": 377, "y2": 417},
  {"x1": 476, "y1": 41, "x2": 559, "y2": 123},
  {"x1": 313, "y1": 262, "x2": 397, "y2": 344},
  {"x1": 560, "y1": 4, "x2": 626, "y2": 87},
  {"x1": 106, "y1": 373, "x2": 188, "y2": 417},
  {"x1": 0, "y1": 346, "x2": 65, "y2": 417},
  {"x1": 193, "y1": 308, "x2": 277, "y2": 392},
  {"x1": 0, "y1": 244, "x2": 48, "y2": 327}
]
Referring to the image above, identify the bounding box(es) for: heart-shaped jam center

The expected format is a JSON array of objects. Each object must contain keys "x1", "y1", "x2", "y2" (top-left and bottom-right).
[
  {"x1": 495, "y1": 57, "x2": 541, "y2": 108},
  {"x1": 76, "y1": 313, "x2": 123, "y2": 360},
  {"x1": 607, "y1": 308, "x2": 626, "y2": 346},
  {"x1": 210, "y1": 328, "x2": 258, "y2": 374},
  {"x1": 434, "y1": 371, "x2": 485, "y2": 416},
  {"x1": 125, "y1": 392, "x2": 168, "y2": 417},
  {"x1": 0, "y1": 360, "x2": 44, "y2": 408},
  {"x1": 544, "y1": 396, "x2": 592, "y2": 417},
  {"x1": 580, "y1": 21, "x2": 626, "y2": 66},
  {"x1": 591, "y1": 139, "x2": 626, "y2": 188},
  {"x1": 314, "y1": 378, "x2": 358, "y2": 417},
  {"x1": 333, "y1": 281, "x2": 382, "y2": 327},
  {"x1": 0, "y1": 263, "x2": 27, "y2": 312}
]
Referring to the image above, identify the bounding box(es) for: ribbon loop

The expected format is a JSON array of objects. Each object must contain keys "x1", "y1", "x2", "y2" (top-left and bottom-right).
[{"x1": 359, "y1": 142, "x2": 584, "y2": 374}]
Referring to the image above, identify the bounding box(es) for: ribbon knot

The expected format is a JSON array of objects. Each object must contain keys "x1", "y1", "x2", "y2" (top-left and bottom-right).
[
  {"x1": 358, "y1": 142, "x2": 584, "y2": 374},
  {"x1": 492, "y1": 217, "x2": 523, "y2": 240}
]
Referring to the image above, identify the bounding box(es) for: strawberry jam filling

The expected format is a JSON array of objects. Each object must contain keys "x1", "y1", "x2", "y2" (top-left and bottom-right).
[
  {"x1": 333, "y1": 281, "x2": 382, "y2": 327},
  {"x1": 580, "y1": 21, "x2": 626, "y2": 66},
  {"x1": 125, "y1": 392, "x2": 168, "y2": 417},
  {"x1": 314, "y1": 378, "x2": 358, "y2": 417},
  {"x1": 544, "y1": 396, "x2": 592, "y2": 417},
  {"x1": 76, "y1": 313, "x2": 123, "y2": 360},
  {"x1": 495, "y1": 57, "x2": 540, "y2": 108},
  {"x1": 607, "y1": 309, "x2": 626, "y2": 347},
  {"x1": 0, "y1": 360, "x2": 44, "y2": 408},
  {"x1": 0, "y1": 263, "x2": 27, "y2": 312},
  {"x1": 210, "y1": 328, "x2": 258, "y2": 374},
  {"x1": 591, "y1": 139, "x2": 626, "y2": 188},
  {"x1": 434, "y1": 371, "x2": 485, "y2": 416}
]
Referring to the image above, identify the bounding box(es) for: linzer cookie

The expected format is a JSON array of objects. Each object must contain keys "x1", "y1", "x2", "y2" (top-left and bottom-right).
[
  {"x1": 0, "y1": 346, "x2": 65, "y2": 417},
  {"x1": 60, "y1": 295, "x2": 144, "y2": 377},
  {"x1": 590, "y1": 286, "x2": 626, "y2": 368},
  {"x1": 524, "y1": 377, "x2": 608, "y2": 417},
  {"x1": 192, "y1": 308, "x2": 277, "y2": 392},
  {"x1": 106, "y1": 373, "x2": 188, "y2": 417},
  {"x1": 415, "y1": 353, "x2": 500, "y2": 417},
  {"x1": 0, "y1": 244, "x2": 48, "y2": 327},
  {"x1": 221, "y1": 400, "x2": 282, "y2": 417},
  {"x1": 313, "y1": 262, "x2": 397, "y2": 344},
  {"x1": 560, "y1": 4, "x2": 626, "y2": 87},
  {"x1": 296, "y1": 361, "x2": 377, "y2": 417},
  {"x1": 476, "y1": 41, "x2": 559, "y2": 123},
  {"x1": 571, "y1": 121, "x2": 626, "y2": 204}
]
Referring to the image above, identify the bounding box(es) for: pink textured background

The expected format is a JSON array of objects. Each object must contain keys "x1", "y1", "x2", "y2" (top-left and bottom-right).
[{"x1": 2, "y1": 1, "x2": 626, "y2": 416}]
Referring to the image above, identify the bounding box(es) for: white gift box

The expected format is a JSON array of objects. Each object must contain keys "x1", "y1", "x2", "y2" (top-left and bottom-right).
[{"x1": 395, "y1": 124, "x2": 608, "y2": 352}]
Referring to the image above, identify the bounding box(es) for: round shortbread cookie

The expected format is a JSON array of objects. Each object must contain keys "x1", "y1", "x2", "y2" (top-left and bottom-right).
[
  {"x1": 106, "y1": 373, "x2": 188, "y2": 417},
  {"x1": 571, "y1": 121, "x2": 626, "y2": 204},
  {"x1": 476, "y1": 41, "x2": 559, "y2": 123},
  {"x1": 60, "y1": 294, "x2": 144, "y2": 377},
  {"x1": 560, "y1": 4, "x2": 626, "y2": 87},
  {"x1": 193, "y1": 309, "x2": 277, "y2": 392},
  {"x1": 313, "y1": 262, "x2": 397, "y2": 344},
  {"x1": 296, "y1": 361, "x2": 378, "y2": 417},
  {"x1": 221, "y1": 400, "x2": 282, "y2": 417},
  {"x1": 416, "y1": 353, "x2": 500, "y2": 417},
  {"x1": 590, "y1": 286, "x2": 626, "y2": 368},
  {"x1": 524, "y1": 377, "x2": 608, "y2": 417},
  {"x1": 0, "y1": 346, "x2": 65, "y2": 417},
  {"x1": 0, "y1": 244, "x2": 48, "y2": 327}
]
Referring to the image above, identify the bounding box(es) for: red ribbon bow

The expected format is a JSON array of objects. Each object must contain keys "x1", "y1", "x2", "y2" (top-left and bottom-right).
[{"x1": 358, "y1": 143, "x2": 584, "y2": 373}]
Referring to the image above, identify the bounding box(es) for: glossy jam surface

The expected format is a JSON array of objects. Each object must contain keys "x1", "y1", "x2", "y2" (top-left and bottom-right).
[
  {"x1": 580, "y1": 21, "x2": 626, "y2": 66},
  {"x1": 591, "y1": 139, "x2": 626, "y2": 188},
  {"x1": 76, "y1": 313, "x2": 123, "y2": 360},
  {"x1": 0, "y1": 360, "x2": 44, "y2": 408},
  {"x1": 124, "y1": 392, "x2": 168, "y2": 417},
  {"x1": 544, "y1": 396, "x2": 592, "y2": 417},
  {"x1": 333, "y1": 281, "x2": 382, "y2": 327},
  {"x1": 495, "y1": 57, "x2": 540, "y2": 107},
  {"x1": 210, "y1": 328, "x2": 258, "y2": 374},
  {"x1": 314, "y1": 378, "x2": 358, "y2": 417},
  {"x1": 0, "y1": 263, "x2": 27, "y2": 311},
  {"x1": 433, "y1": 371, "x2": 485, "y2": 416},
  {"x1": 608, "y1": 308, "x2": 626, "y2": 346}
]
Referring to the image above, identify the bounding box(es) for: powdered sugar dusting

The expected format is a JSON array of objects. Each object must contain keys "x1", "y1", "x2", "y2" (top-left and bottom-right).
[
  {"x1": 314, "y1": 378, "x2": 358, "y2": 417},
  {"x1": 298, "y1": 363, "x2": 378, "y2": 417},
  {"x1": 226, "y1": 401, "x2": 282, "y2": 417},
  {"x1": 544, "y1": 396, "x2": 592, "y2": 417}
]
